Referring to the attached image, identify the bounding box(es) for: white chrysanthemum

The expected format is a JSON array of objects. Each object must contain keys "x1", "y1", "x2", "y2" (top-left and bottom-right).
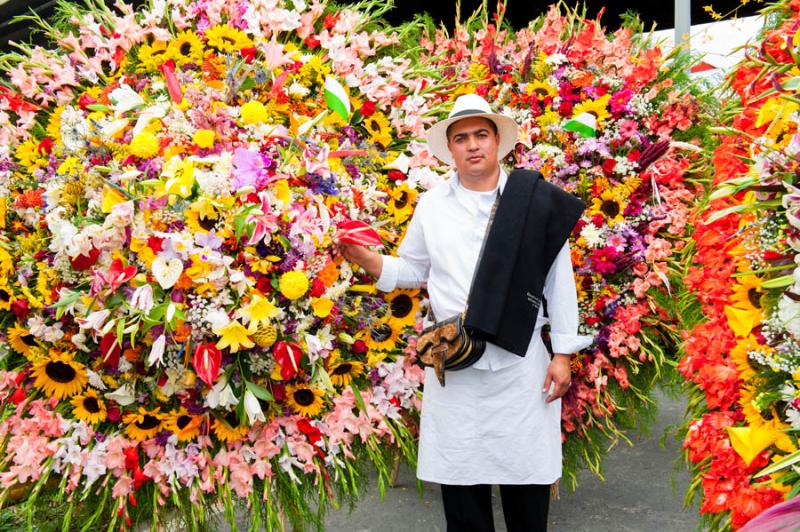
[{"x1": 580, "y1": 224, "x2": 605, "y2": 248}]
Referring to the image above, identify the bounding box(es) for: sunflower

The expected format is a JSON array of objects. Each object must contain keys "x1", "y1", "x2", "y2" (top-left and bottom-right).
[
  {"x1": 363, "y1": 112, "x2": 392, "y2": 148},
  {"x1": 185, "y1": 199, "x2": 221, "y2": 234},
  {"x1": 0, "y1": 280, "x2": 14, "y2": 311},
  {"x1": 71, "y1": 389, "x2": 107, "y2": 425},
  {"x1": 730, "y1": 275, "x2": 763, "y2": 311},
  {"x1": 285, "y1": 384, "x2": 326, "y2": 417},
  {"x1": 572, "y1": 95, "x2": 611, "y2": 129},
  {"x1": 9, "y1": 323, "x2": 44, "y2": 360},
  {"x1": 386, "y1": 289, "x2": 421, "y2": 328},
  {"x1": 137, "y1": 40, "x2": 171, "y2": 71},
  {"x1": 168, "y1": 30, "x2": 204, "y2": 66},
  {"x1": 589, "y1": 188, "x2": 628, "y2": 226},
  {"x1": 296, "y1": 55, "x2": 330, "y2": 87},
  {"x1": 361, "y1": 319, "x2": 401, "y2": 352},
  {"x1": 328, "y1": 360, "x2": 365, "y2": 387},
  {"x1": 123, "y1": 407, "x2": 165, "y2": 441},
  {"x1": 386, "y1": 183, "x2": 418, "y2": 225},
  {"x1": 32, "y1": 351, "x2": 88, "y2": 399},
  {"x1": 212, "y1": 411, "x2": 249, "y2": 443},
  {"x1": 526, "y1": 80, "x2": 557, "y2": 100},
  {"x1": 165, "y1": 408, "x2": 203, "y2": 441},
  {"x1": 204, "y1": 24, "x2": 253, "y2": 54}
]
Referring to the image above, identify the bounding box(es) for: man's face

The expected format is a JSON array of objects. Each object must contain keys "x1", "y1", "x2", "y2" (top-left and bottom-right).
[{"x1": 446, "y1": 117, "x2": 500, "y2": 181}]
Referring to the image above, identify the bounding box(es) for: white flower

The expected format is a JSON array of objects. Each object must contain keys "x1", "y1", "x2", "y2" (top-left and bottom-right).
[
  {"x1": 108, "y1": 84, "x2": 144, "y2": 115},
  {"x1": 288, "y1": 82, "x2": 310, "y2": 99},
  {"x1": 130, "y1": 284, "x2": 154, "y2": 313},
  {"x1": 86, "y1": 369, "x2": 107, "y2": 391},
  {"x1": 580, "y1": 224, "x2": 605, "y2": 248},
  {"x1": 777, "y1": 295, "x2": 800, "y2": 338},
  {"x1": 147, "y1": 334, "x2": 166, "y2": 367},
  {"x1": 77, "y1": 309, "x2": 111, "y2": 332},
  {"x1": 106, "y1": 384, "x2": 136, "y2": 406},
  {"x1": 243, "y1": 389, "x2": 266, "y2": 425},
  {"x1": 205, "y1": 377, "x2": 239, "y2": 409}
]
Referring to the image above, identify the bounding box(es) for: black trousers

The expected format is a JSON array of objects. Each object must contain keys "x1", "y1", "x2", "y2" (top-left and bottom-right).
[{"x1": 440, "y1": 483, "x2": 550, "y2": 532}]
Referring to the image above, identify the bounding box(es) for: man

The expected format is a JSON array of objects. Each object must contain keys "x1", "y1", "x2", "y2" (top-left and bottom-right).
[{"x1": 337, "y1": 94, "x2": 592, "y2": 531}]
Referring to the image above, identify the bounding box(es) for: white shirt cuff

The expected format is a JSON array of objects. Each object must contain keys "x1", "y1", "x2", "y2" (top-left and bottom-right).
[
  {"x1": 549, "y1": 332, "x2": 594, "y2": 355},
  {"x1": 375, "y1": 255, "x2": 400, "y2": 292}
]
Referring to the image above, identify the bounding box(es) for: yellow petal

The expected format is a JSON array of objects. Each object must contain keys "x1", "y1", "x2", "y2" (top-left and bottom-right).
[
  {"x1": 727, "y1": 425, "x2": 778, "y2": 466},
  {"x1": 724, "y1": 305, "x2": 762, "y2": 338},
  {"x1": 101, "y1": 185, "x2": 127, "y2": 213},
  {"x1": 311, "y1": 297, "x2": 334, "y2": 318},
  {"x1": 274, "y1": 180, "x2": 291, "y2": 205}
]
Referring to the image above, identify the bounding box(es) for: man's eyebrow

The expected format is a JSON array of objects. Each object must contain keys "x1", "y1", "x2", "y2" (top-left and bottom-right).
[{"x1": 451, "y1": 127, "x2": 491, "y2": 138}]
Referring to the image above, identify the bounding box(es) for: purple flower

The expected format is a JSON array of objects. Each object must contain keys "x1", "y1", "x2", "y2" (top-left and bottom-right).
[{"x1": 232, "y1": 148, "x2": 266, "y2": 191}]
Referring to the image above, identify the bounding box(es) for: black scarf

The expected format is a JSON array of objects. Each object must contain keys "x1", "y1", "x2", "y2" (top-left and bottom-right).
[{"x1": 464, "y1": 168, "x2": 585, "y2": 357}]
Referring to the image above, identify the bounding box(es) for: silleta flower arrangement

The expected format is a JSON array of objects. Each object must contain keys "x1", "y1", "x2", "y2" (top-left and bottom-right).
[
  {"x1": 405, "y1": 4, "x2": 704, "y2": 488},
  {"x1": 679, "y1": 1, "x2": 800, "y2": 528},
  {"x1": 0, "y1": 0, "x2": 427, "y2": 528}
]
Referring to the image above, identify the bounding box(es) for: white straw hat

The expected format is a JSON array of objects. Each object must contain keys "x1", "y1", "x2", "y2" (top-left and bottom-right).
[{"x1": 426, "y1": 93, "x2": 519, "y2": 166}]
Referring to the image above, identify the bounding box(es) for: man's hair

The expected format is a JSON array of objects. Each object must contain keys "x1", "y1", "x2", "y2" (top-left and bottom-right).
[{"x1": 446, "y1": 116, "x2": 498, "y2": 141}]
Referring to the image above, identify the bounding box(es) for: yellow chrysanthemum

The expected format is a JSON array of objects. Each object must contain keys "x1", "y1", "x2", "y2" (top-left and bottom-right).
[
  {"x1": 192, "y1": 129, "x2": 215, "y2": 149},
  {"x1": 240, "y1": 100, "x2": 269, "y2": 125},
  {"x1": 129, "y1": 131, "x2": 160, "y2": 159},
  {"x1": 279, "y1": 271, "x2": 309, "y2": 300},
  {"x1": 123, "y1": 407, "x2": 165, "y2": 441},
  {"x1": 32, "y1": 351, "x2": 88, "y2": 400},
  {"x1": 204, "y1": 25, "x2": 253, "y2": 54},
  {"x1": 71, "y1": 389, "x2": 107, "y2": 425},
  {"x1": 285, "y1": 384, "x2": 325, "y2": 417}
]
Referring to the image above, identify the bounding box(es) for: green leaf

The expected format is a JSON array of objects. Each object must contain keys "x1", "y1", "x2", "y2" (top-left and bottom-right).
[
  {"x1": 116, "y1": 319, "x2": 125, "y2": 345},
  {"x1": 350, "y1": 383, "x2": 368, "y2": 414},
  {"x1": 245, "y1": 380, "x2": 274, "y2": 402},
  {"x1": 86, "y1": 103, "x2": 111, "y2": 112},
  {"x1": 761, "y1": 275, "x2": 795, "y2": 289},
  {"x1": 704, "y1": 203, "x2": 750, "y2": 224},
  {"x1": 756, "y1": 449, "x2": 800, "y2": 477},
  {"x1": 782, "y1": 76, "x2": 800, "y2": 90}
]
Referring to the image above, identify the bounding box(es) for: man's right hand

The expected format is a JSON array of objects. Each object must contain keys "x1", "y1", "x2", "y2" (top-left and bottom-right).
[{"x1": 333, "y1": 240, "x2": 383, "y2": 279}]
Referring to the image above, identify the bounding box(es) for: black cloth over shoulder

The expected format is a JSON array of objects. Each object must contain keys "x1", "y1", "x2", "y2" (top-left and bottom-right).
[{"x1": 464, "y1": 168, "x2": 585, "y2": 357}]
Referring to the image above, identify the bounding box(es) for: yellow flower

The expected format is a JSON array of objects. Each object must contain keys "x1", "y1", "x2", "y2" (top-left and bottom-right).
[
  {"x1": 328, "y1": 360, "x2": 364, "y2": 387},
  {"x1": 526, "y1": 80, "x2": 557, "y2": 100},
  {"x1": 311, "y1": 297, "x2": 334, "y2": 318},
  {"x1": 240, "y1": 100, "x2": 268, "y2": 125},
  {"x1": 363, "y1": 112, "x2": 392, "y2": 148},
  {"x1": 204, "y1": 24, "x2": 253, "y2": 54},
  {"x1": 724, "y1": 304, "x2": 762, "y2": 338},
  {"x1": 185, "y1": 198, "x2": 222, "y2": 234},
  {"x1": 297, "y1": 55, "x2": 330, "y2": 87},
  {"x1": 8, "y1": 323, "x2": 43, "y2": 359},
  {"x1": 386, "y1": 289, "x2": 421, "y2": 328},
  {"x1": 274, "y1": 180, "x2": 291, "y2": 204},
  {"x1": 730, "y1": 275, "x2": 763, "y2": 311},
  {"x1": 730, "y1": 336, "x2": 764, "y2": 381},
  {"x1": 727, "y1": 424, "x2": 778, "y2": 466},
  {"x1": 71, "y1": 389, "x2": 107, "y2": 425},
  {"x1": 32, "y1": 351, "x2": 88, "y2": 400},
  {"x1": 192, "y1": 129, "x2": 215, "y2": 148},
  {"x1": 360, "y1": 319, "x2": 401, "y2": 352},
  {"x1": 101, "y1": 185, "x2": 127, "y2": 213},
  {"x1": 129, "y1": 131, "x2": 160, "y2": 159},
  {"x1": 252, "y1": 322, "x2": 278, "y2": 348},
  {"x1": 137, "y1": 40, "x2": 171, "y2": 71},
  {"x1": 387, "y1": 183, "x2": 418, "y2": 225},
  {"x1": 279, "y1": 271, "x2": 309, "y2": 300},
  {"x1": 285, "y1": 384, "x2": 325, "y2": 417},
  {"x1": 164, "y1": 409, "x2": 203, "y2": 441},
  {"x1": 572, "y1": 95, "x2": 611, "y2": 129},
  {"x1": 123, "y1": 407, "x2": 164, "y2": 441},
  {"x1": 168, "y1": 30, "x2": 204, "y2": 66},
  {"x1": 243, "y1": 294, "x2": 280, "y2": 331},
  {"x1": 215, "y1": 320, "x2": 255, "y2": 353},
  {"x1": 162, "y1": 156, "x2": 195, "y2": 198},
  {"x1": 0, "y1": 280, "x2": 15, "y2": 311},
  {"x1": 212, "y1": 412, "x2": 249, "y2": 443},
  {"x1": 589, "y1": 187, "x2": 628, "y2": 226}
]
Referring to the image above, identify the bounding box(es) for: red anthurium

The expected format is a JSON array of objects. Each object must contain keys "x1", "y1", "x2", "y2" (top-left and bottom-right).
[
  {"x1": 101, "y1": 258, "x2": 137, "y2": 293},
  {"x1": 158, "y1": 60, "x2": 183, "y2": 104},
  {"x1": 100, "y1": 331, "x2": 121, "y2": 369},
  {"x1": 273, "y1": 341, "x2": 303, "y2": 380},
  {"x1": 336, "y1": 220, "x2": 382, "y2": 247},
  {"x1": 70, "y1": 247, "x2": 101, "y2": 271},
  {"x1": 192, "y1": 343, "x2": 222, "y2": 387}
]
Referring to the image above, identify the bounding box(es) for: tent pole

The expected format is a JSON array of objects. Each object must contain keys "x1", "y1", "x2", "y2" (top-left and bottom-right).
[{"x1": 675, "y1": 0, "x2": 691, "y2": 50}]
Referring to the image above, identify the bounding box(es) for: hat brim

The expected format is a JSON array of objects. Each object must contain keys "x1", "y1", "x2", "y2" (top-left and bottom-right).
[{"x1": 426, "y1": 111, "x2": 519, "y2": 166}]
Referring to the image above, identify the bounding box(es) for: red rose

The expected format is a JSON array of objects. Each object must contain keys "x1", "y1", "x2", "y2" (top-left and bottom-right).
[
  {"x1": 309, "y1": 278, "x2": 326, "y2": 297},
  {"x1": 271, "y1": 383, "x2": 286, "y2": 402},
  {"x1": 558, "y1": 100, "x2": 573, "y2": 117},
  {"x1": 602, "y1": 159, "x2": 616, "y2": 176},
  {"x1": 11, "y1": 300, "x2": 29, "y2": 319},
  {"x1": 256, "y1": 276, "x2": 273, "y2": 294},
  {"x1": 352, "y1": 340, "x2": 368, "y2": 354},
  {"x1": 107, "y1": 403, "x2": 121, "y2": 422},
  {"x1": 627, "y1": 149, "x2": 641, "y2": 162},
  {"x1": 591, "y1": 214, "x2": 605, "y2": 227},
  {"x1": 360, "y1": 100, "x2": 376, "y2": 118}
]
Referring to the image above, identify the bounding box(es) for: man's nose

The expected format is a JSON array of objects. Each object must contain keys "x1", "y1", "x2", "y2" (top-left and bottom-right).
[{"x1": 466, "y1": 136, "x2": 479, "y2": 150}]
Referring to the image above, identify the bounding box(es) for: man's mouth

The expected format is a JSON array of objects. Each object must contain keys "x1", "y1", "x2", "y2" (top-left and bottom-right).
[{"x1": 468, "y1": 155, "x2": 483, "y2": 163}]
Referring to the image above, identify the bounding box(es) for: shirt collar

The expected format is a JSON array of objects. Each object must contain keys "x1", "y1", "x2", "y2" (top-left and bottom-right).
[{"x1": 447, "y1": 166, "x2": 508, "y2": 196}]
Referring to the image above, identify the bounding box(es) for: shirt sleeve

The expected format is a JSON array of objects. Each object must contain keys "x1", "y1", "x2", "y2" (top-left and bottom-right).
[
  {"x1": 542, "y1": 241, "x2": 594, "y2": 355},
  {"x1": 375, "y1": 196, "x2": 430, "y2": 292}
]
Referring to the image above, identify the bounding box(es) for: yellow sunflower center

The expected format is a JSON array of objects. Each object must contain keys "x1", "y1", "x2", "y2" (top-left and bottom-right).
[
  {"x1": 135, "y1": 415, "x2": 161, "y2": 431},
  {"x1": 747, "y1": 288, "x2": 762, "y2": 309},
  {"x1": 176, "y1": 415, "x2": 192, "y2": 430},
  {"x1": 82, "y1": 396, "x2": 101, "y2": 413},
  {"x1": 293, "y1": 389, "x2": 315, "y2": 406},
  {"x1": 390, "y1": 294, "x2": 413, "y2": 319},
  {"x1": 225, "y1": 411, "x2": 241, "y2": 427},
  {"x1": 370, "y1": 324, "x2": 392, "y2": 342},
  {"x1": 221, "y1": 36, "x2": 237, "y2": 45},
  {"x1": 199, "y1": 213, "x2": 218, "y2": 231},
  {"x1": 332, "y1": 363, "x2": 352, "y2": 376},
  {"x1": 601, "y1": 199, "x2": 620, "y2": 218},
  {"x1": 368, "y1": 119, "x2": 382, "y2": 132},
  {"x1": 0, "y1": 289, "x2": 10, "y2": 302},
  {"x1": 180, "y1": 42, "x2": 193, "y2": 56},
  {"x1": 45, "y1": 361, "x2": 77, "y2": 383}
]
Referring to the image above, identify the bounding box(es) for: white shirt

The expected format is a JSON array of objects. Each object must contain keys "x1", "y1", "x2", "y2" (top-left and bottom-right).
[{"x1": 376, "y1": 168, "x2": 594, "y2": 485}]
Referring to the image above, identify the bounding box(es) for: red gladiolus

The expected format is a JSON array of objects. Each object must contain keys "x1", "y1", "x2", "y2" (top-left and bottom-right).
[
  {"x1": 192, "y1": 343, "x2": 222, "y2": 387},
  {"x1": 10, "y1": 385, "x2": 26, "y2": 405}
]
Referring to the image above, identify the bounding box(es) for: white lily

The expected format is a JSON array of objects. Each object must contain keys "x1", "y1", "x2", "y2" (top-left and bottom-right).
[{"x1": 243, "y1": 389, "x2": 266, "y2": 425}]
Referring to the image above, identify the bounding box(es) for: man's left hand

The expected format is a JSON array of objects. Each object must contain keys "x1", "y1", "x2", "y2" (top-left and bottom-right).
[{"x1": 543, "y1": 353, "x2": 572, "y2": 403}]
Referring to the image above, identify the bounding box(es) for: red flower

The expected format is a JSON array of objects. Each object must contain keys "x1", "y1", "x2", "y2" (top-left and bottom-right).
[
  {"x1": 70, "y1": 247, "x2": 101, "y2": 271},
  {"x1": 100, "y1": 331, "x2": 121, "y2": 369},
  {"x1": 602, "y1": 159, "x2": 616, "y2": 175},
  {"x1": 304, "y1": 35, "x2": 320, "y2": 49},
  {"x1": 192, "y1": 343, "x2": 222, "y2": 387},
  {"x1": 273, "y1": 341, "x2": 303, "y2": 380},
  {"x1": 240, "y1": 47, "x2": 257, "y2": 64},
  {"x1": 387, "y1": 170, "x2": 406, "y2": 182},
  {"x1": 588, "y1": 246, "x2": 619, "y2": 274},
  {"x1": 11, "y1": 300, "x2": 29, "y2": 319},
  {"x1": 360, "y1": 100, "x2": 376, "y2": 118},
  {"x1": 309, "y1": 278, "x2": 326, "y2": 298}
]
